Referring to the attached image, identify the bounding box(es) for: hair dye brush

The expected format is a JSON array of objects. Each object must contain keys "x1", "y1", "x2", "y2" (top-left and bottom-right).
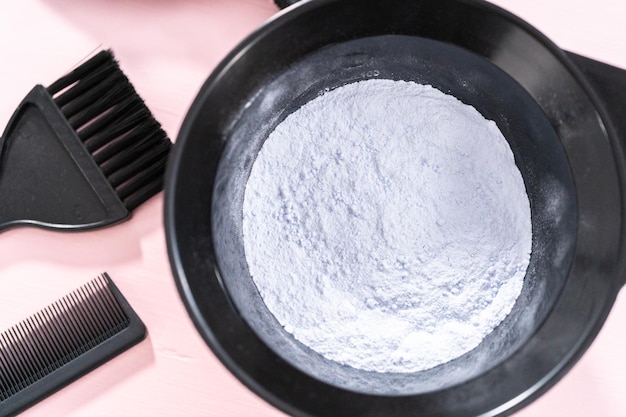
[{"x1": 0, "y1": 50, "x2": 171, "y2": 232}]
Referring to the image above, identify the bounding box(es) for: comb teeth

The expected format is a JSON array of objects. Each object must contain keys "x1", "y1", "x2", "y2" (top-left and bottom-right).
[
  {"x1": 0, "y1": 275, "x2": 129, "y2": 401},
  {"x1": 47, "y1": 50, "x2": 172, "y2": 211},
  {"x1": 0, "y1": 273, "x2": 146, "y2": 416}
]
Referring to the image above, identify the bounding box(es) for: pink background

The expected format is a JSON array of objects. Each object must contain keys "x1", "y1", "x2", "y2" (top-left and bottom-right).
[{"x1": 1, "y1": 0, "x2": 625, "y2": 416}]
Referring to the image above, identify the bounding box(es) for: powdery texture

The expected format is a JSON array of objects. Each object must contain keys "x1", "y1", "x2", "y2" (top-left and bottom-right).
[{"x1": 242, "y1": 79, "x2": 531, "y2": 373}]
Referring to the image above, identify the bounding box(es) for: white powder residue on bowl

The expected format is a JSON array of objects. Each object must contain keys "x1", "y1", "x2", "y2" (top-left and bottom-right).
[{"x1": 242, "y1": 79, "x2": 532, "y2": 373}]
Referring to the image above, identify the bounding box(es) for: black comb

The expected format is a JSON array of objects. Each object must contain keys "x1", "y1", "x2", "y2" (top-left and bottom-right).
[
  {"x1": 0, "y1": 50, "x2": 171, "y2": 232},
  {"x1": 0, "y1": 273, "x2": 146, "y2": 417}
]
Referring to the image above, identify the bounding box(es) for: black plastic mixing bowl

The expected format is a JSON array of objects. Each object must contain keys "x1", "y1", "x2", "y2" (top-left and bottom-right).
[{"x1": 165, "y1": 0, "x2": 626, "y2": 415}]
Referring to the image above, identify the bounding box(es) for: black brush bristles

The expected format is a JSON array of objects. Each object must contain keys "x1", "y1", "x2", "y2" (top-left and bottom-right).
[
  {"x1": 0, "y1": 49, "x2": 169, "y2": 232},
  {"x1": 0, "y1": 273, "x2": 146, "y2": 417},
  {"x1": 47, "y1": 50, "x2": 172, "y2": 211}
]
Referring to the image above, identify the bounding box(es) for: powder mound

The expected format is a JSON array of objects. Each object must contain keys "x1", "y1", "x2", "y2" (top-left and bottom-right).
[{"x1": 242, "y1": 79, "x2": 532, "y2": 373}]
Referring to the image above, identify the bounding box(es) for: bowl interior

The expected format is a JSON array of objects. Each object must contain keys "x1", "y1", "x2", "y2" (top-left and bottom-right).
[{"x1": 210, "y1": 35, "x2": 577, "y2": 395}]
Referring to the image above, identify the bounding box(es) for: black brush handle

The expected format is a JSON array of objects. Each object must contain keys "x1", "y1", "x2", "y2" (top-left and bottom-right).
[{"x1": 0, "y1": 85, "x2": 129, "y2": 232}]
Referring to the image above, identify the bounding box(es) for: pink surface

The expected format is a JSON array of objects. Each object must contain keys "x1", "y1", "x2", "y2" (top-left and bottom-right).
[{"x1": 0, "y1": 1, "x2": 625, "y2": 416}]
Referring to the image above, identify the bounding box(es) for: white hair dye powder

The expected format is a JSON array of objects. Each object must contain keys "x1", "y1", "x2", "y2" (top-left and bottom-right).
[{"x1": 242, "y1": 79, "x2": 531, "y2": 373}]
